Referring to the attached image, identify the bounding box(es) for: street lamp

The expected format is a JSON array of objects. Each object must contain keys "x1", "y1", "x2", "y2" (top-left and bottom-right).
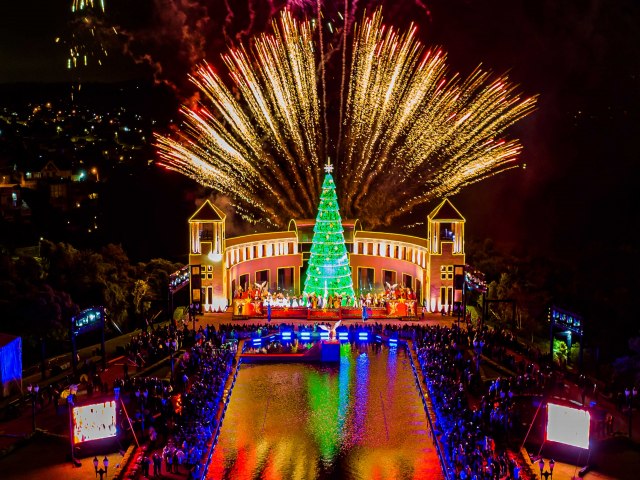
[
  {"x1": 549, "y1": 459, "x2": 555, "y2": 479},
  {"x1": 26, "y1": 384, "x2": 39, "y2": 433},
  {"x1": 103, "y1": 456, "x2": 109, "y2": 476},
  {"x1": 625, "y1": 386, "x2": 638, "y2": 438},
  {"x1": 93, "y1": 456, "x2": 99, "y2": 476}
]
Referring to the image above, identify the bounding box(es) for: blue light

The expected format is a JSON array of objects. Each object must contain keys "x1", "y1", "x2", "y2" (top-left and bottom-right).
[
  {"x1": 252, "y1": 338, "x2": 262, "y2": 346},
  {"x1": 338, "y1": 332, "x2": 349, "y2": 341},
  {"x1": 281, "y1": 332, "x2": 292, "y2": 341},
  {"x1": 320, "y1": 331, "x2": 329, "y2": 340},
  {"x1": 389, "y1": 338, "x2": 398, "y2": 347},
  {"x1": 358, "y1": 332, "x2": 368, "y2": 341},
  {"x1": 300, "y1": 332, "x2": 311, "y2": 340}
]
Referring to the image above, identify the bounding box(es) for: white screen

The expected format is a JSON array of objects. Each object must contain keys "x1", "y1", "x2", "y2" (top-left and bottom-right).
[
  {"x1": 72, "y1": 400, "x2": 117, "y2": 444},
  {"x1": 546, "y1": 403, "x2": 590, "y2": 449}
]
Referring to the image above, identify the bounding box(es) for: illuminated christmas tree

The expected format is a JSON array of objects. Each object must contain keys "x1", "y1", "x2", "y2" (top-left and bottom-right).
[{"x1": 303, "y1": 161, "x2": 355, "y2": 301}]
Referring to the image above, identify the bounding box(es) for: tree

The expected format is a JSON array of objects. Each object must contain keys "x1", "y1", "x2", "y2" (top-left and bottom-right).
[
  {"x1": 553, "y1": 338, "x2": 569, "y2": 367},
  {"x1": 303, "y1": 164, "x2": 355, "y2": 300}
]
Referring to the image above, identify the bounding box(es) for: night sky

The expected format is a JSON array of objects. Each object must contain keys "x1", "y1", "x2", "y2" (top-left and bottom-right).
[{"x1": 1, "y1": 1, "x2": 639, "y2": 305}]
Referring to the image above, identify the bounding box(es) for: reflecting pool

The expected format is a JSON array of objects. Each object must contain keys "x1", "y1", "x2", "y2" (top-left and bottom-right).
[{"x1": 204, "y1": 343, "x2": 444, "y2": 480}]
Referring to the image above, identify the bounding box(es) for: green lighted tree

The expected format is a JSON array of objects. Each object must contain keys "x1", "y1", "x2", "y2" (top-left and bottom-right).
[{"x1": 303, "y1": 162, "x2": 355, "y2": 300}]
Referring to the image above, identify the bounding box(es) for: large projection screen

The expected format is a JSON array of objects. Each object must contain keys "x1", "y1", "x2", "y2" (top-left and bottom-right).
[
  {"x1": 72, "y1": 400, "x2": 117, "y2": 444},
  {"x1": 546, "y1": 403, "x2": 590, "y2": 449}
]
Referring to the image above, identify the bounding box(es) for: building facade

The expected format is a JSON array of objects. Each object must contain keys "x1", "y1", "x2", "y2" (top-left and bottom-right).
[{"x1": 188, "y1": 198, "x2": 466, "y2": 314}]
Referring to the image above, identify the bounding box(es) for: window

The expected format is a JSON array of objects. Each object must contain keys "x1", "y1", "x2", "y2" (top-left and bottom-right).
[
  {"x1": 277, "y1": 267, "x2": 294, "y2": 292},
  {"x1": 200, "y1": 224, "x2": 213, "y2": 240},
  {"x1": 440, "y1": 222, "x2": 454, "y2": 241},
  {"x1": 255, "y1": 269, "x2": 269, "y2": 287},
  {"x1": 358, "y1": 267, "x2": 374, "y2": 293},
  {"x1": 440, "y1": 286, "x2": 453, "y2": 305},
  {"x1": 382, "y1": 270, "x2": 397, "y2": 286},
  {"x1": 440, "y1": 265, "x2": 454, "y2": 281},
  {"x1": 50, "y1": 183, "x2": 66, "y2": 199},
  {"x1": 239, "y1": 274, "x2": 249, "y2": 291}
]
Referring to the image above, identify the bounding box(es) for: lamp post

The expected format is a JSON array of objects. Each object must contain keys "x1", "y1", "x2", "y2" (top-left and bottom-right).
[
  {"x1": 625, "y1": 386, "x2": 638, "y2": 438},
  {"x1": 549, "y1": 459, "x2": 555, "y2": 479},
  {"x1": 26, "y1": 384, "x2": 39, "y2": 432},
  {"x1": 93, "y1": 456, "x2": 99, "y2": 476},
  {"x1": 103, "y1": 456, "x2": 109, "y2": 476},
  {"x1": 67, "y1": 394, "x2": 81, "y2": 467}
]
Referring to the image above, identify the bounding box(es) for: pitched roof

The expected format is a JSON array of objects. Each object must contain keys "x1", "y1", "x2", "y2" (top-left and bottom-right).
[
  {"x1": 189, "y1": 200, "x2": 226, "y2": 222},
  {"x1": 428, "y1": 198, "x2": 465, "y2": 222}
]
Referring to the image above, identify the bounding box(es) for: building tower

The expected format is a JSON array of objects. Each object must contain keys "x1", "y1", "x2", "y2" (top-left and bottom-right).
[
  {"x1": 188, "y1": 200, "x2": 227, "y2": 313},
  {"x1": 426, "y1": 198, "x2": 466, "y2": 313}
]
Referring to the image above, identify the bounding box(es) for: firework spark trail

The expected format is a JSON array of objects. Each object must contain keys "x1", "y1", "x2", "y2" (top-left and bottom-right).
[
  {"x1": 229, "y1": 10, "x2": 322, "y2": 210},
  {"x1": 156, "y1": 7, "x2": 537, "y2": 229},
  {"x1": 66, "y1": 0, "x2": 116, "y2": 69},
  {"x1": 345, "y1": 15, "x2": 428, "y2": 209},
  {"x1": 340, "y1": 10, "x2": 537, "y2": 221},
  {"x1": 157, "y1": 10, "x2": 327, "y2": 222},
  {"x1": 317, "y1": 0, "x2": 330, "y2": 161},
  {"x1": 192, "y1": 62, "x2": 306, "y2": 216},
  {"x1": 72, "y1": 0, "x2": 105, "y2": 13},
  {"x1": 336, "y1": 0, "x2": 350, "y2": 158}
]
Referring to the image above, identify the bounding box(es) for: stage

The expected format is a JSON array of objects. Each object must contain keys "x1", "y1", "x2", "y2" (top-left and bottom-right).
[{"x1": 231, "y1": 299, "x2": 419, "y2": 321}]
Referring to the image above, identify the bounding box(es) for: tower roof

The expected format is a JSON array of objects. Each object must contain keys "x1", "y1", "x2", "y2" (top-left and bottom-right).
[
  {"x1": 428, "y1": 198, "x2": 465, "y2": 222},
  {"x1": 189, "y1": 200, "x2": 226, "y2": 222}
]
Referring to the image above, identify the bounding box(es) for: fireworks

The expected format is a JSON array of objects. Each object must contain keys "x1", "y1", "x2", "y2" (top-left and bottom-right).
[
  {"x1": 156, "y1": 8, "x2": 537, "y2": 229},
  {"x1": 65, "y1": 0, "x2": 115, "y2": 69}
]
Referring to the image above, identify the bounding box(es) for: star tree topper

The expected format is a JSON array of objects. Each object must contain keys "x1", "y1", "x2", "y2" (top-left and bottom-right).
[{"x1": 324, "y1": 158, "x2": 333, "y2": 173}]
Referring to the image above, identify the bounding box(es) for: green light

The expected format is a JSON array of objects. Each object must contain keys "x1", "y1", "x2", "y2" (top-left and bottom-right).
[{"x1": 303, "y1": 172, "x2": 355, "y2": 299}]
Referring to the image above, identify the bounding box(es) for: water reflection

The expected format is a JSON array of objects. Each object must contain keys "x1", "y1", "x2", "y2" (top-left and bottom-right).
[{"x1": 205, "y1": 343, "x2": 444, "y2": 480}]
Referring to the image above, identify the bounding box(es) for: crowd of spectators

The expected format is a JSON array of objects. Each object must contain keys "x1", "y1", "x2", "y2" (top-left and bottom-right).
[
  {"x1": 413, "y1": 324, "x2": 551, "y2": 480},
  {"x1": 114, "y1": 319, "x2": 598, "y2": 480},
  {"x1": 115, "y1": 325, "x2": 236, "y2": 479},
  {"x1": 118, "y1": 323, "x2": 193, "y2": 375}
]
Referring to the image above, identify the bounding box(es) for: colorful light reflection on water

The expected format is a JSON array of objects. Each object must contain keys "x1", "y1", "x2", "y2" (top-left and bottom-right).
[{"x1": 205, "y1": 343, "x2": 444, "y2": 480}]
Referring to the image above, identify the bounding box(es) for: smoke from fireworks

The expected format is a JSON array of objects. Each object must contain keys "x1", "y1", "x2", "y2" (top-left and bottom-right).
[
  {"x1": 112, "y1": 1, "x2": 431, "y2": 95},
  {"x1": 156, "y1": 7, "x2": 537, "y2": 229}
]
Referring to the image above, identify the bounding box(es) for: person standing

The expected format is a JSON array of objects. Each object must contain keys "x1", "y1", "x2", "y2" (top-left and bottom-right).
[
  {"x1": 153, "y1": 452, "x2": 162, "y2": 477},
  {"x1": 141, "y1": 456, "x2": 151, "y2": 478},
  {"x1": 175, "y1": 448, "x2": 185, "y2": 473}
]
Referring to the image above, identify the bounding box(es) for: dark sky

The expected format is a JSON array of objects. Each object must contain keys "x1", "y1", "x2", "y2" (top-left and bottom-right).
[{"x1": 1, "y1": 0, "x2": 639, "y2": 270}]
